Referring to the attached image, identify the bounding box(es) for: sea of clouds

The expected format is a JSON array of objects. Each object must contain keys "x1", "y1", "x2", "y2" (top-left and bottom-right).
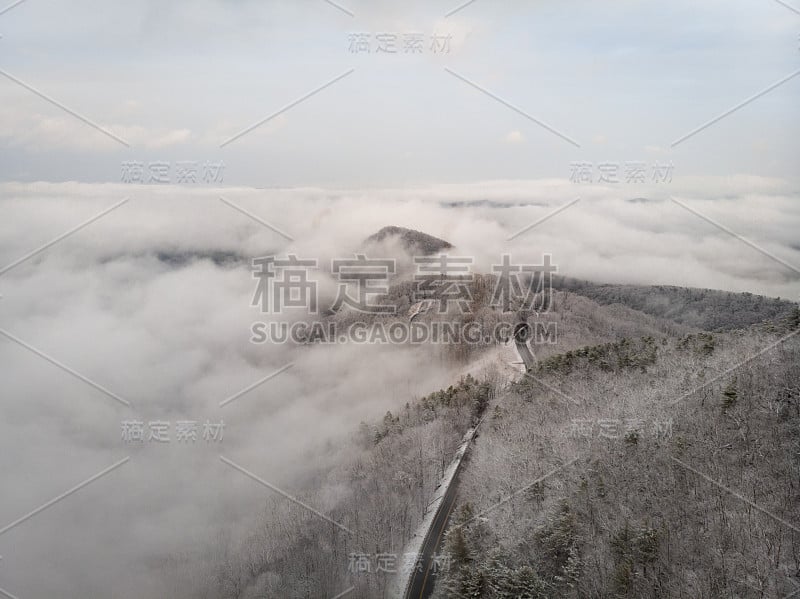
[{"x1": 0, "y1": 177, "x2": 798, "y2": 597}]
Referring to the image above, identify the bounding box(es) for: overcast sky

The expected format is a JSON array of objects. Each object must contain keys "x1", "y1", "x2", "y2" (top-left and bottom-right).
[{"x1": 0, "y1": 0, "x2": 798, "y2": 186}]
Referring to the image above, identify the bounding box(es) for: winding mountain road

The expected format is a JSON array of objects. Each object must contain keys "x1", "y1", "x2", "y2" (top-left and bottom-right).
[
  {"x1": 402, "y1": 323, "x2": 533, "y2": 598},
  {"x1": 513, "y1": 321, "x2": 536, "y2": 372}
]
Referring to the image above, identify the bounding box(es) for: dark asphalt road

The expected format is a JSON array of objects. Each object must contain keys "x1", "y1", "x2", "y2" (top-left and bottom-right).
[
  {"x1": 403, "y1": 330, "x2": 528, "y2": 598},
  {"x1": 514, "y1": 321, "x2": 536, "y2": 371},
  {"x1": 404, "y1": 474, "x2": 460, "y2": 599}
]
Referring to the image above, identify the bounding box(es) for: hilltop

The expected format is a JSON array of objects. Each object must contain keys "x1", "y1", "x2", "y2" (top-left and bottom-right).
[
  {"x1": 552, "y1": 276, "x2": 796, "y2": 331},
  {"x1": 364, "y1": 226, "x2": 453, "y2": 256}
]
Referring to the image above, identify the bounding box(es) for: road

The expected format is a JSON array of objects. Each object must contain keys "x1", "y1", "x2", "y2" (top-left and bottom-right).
[
  {"x1": 404, "y1": 472, "x2": 460, "y2": 599},
  {"x1": 402, "y1": 329, "x2": 530, "y2": 598},
  {"x1": 513, "y1": 321, "x2": 536, "y2": 371}
]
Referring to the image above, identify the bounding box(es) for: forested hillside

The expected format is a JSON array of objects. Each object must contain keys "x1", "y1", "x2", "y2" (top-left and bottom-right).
[
  {"x1": 552, "y1": 277, "x2": 796, "y2": 331},
  {"x1": 180, "y1": 285, "x2": 798, "y2": 598},
  {"x1": 438, "y1": 315, "x2": 800, "y2": 598}
]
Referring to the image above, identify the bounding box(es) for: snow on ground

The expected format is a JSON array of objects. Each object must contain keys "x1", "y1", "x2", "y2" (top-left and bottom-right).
[
  {"x1": 390, "y1": 423, "x2": 478, "y2": 598},
  {"x1": 390, "y1": 339, "x2": 524, "y2": 598},
  {"x1": 461, "y1": 338, "x2": 527, "y2": 380}
]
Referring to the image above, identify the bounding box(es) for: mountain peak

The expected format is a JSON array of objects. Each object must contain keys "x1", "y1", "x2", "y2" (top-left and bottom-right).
[{"x1": 365, "y1": 226, "x2": 453, "y2": 256}]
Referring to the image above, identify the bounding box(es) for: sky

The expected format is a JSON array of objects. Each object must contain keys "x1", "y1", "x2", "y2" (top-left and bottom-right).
[{"x1": 0, "y1": 0, "x2": 798, "y2": 186}]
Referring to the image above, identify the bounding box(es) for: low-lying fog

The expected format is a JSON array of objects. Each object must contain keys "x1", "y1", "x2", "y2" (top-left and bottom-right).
[{"x1": 0, "y1": 178, "x2": 798, "y2": 597}]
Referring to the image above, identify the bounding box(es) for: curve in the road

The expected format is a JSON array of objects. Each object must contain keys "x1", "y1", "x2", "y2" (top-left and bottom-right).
[{"x1": 402, "y1": 329, "x2": 532, "y2": 598}]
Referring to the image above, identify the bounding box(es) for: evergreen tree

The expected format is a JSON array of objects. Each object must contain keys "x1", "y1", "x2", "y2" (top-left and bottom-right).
[
  {"x1": 789, "y1": 304, "x2": 800, "y2": 330},
  {"x1": 722, "y1": 380, "x2": 738, "y2": 410}
]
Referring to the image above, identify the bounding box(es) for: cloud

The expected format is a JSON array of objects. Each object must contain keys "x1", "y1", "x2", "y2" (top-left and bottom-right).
[
  {"x1": 0, "y1": 104, "x2": 196, "y2": 152},
  {"x1": 2, "y1": 0, "x2": 797, "y2": 185},
  {"x1": 644, "y1": 144, "x2": 668, "y2": 154},
  {"x1": 145, "y1": 128, "x2": 193, "y2": 148},
  {"x1": 504, "y1": 130, "x2": 524, "y2": 144},
  {"x1": 0, "y1": 178, "x2": 798, "y2": 596}
]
